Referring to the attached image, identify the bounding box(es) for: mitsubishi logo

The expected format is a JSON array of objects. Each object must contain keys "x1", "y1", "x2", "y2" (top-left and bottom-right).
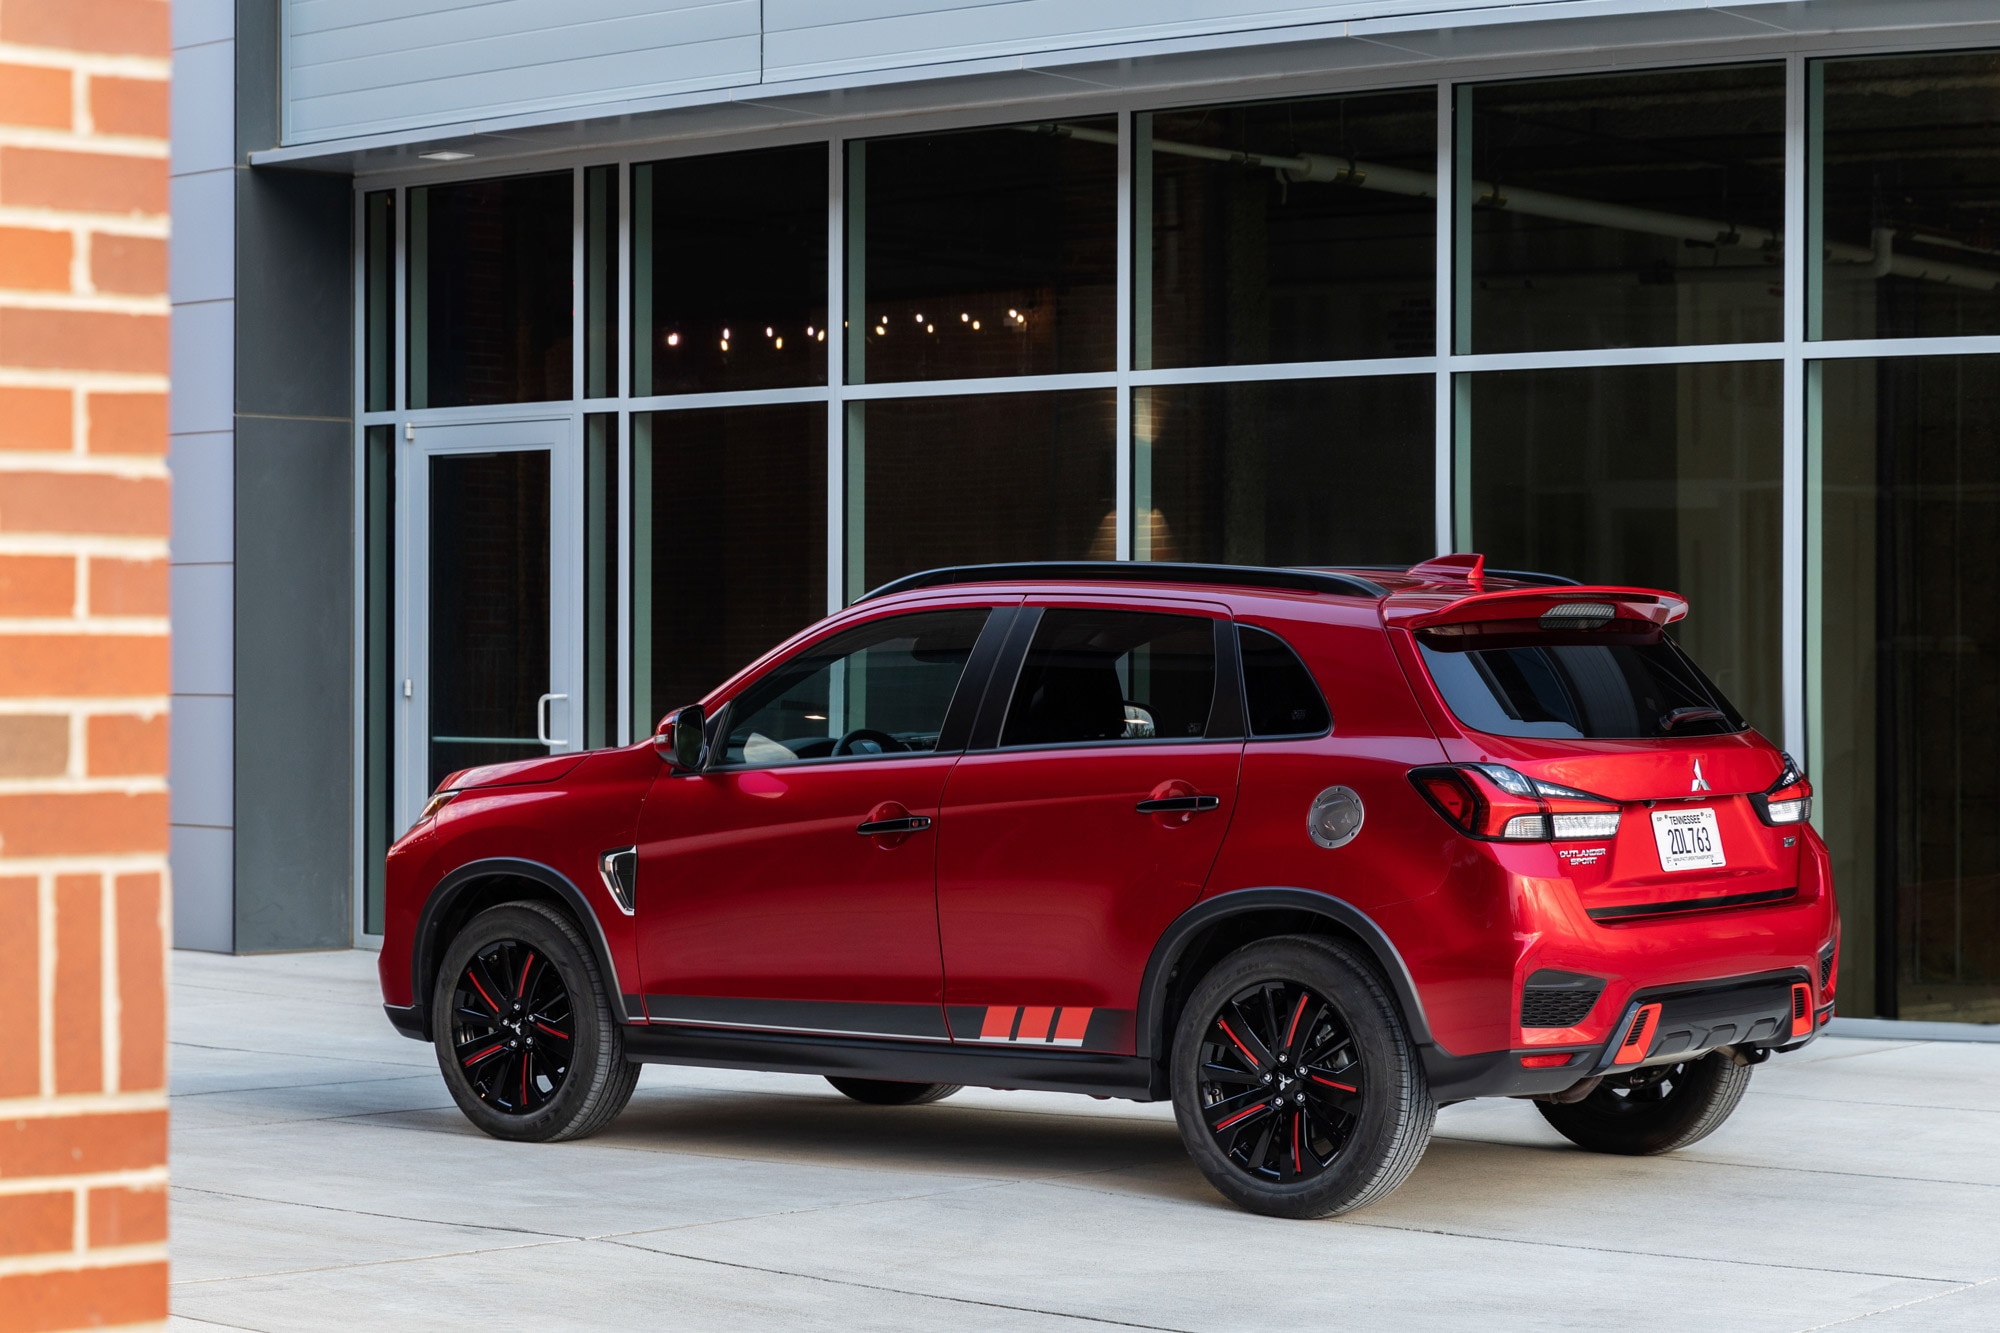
[{"x1": 1691, "y1": 759, "x2": 1711, "y2": 793}]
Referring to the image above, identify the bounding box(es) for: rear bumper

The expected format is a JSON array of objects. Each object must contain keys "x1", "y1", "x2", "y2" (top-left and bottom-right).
[{"x1": 1426, "y1": 967, "x2": 1817, "y2": 1102}]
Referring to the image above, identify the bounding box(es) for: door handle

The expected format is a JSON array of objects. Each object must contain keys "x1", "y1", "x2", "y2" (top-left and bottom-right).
[
  {"x1": 537, "y1": 693, "x2": 569, "y2": 747},
  {"x1": 856, "y1": 814, "x2": 932, "y2": 836},
  {"x1": 1135, "y1": 795, "x2": 1220, "y2": 814}
]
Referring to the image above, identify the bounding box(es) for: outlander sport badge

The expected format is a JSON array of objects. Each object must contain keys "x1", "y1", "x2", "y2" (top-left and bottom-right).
[{"x1": 1691, "y1": 759, "x2": 1711, "y2": 793}]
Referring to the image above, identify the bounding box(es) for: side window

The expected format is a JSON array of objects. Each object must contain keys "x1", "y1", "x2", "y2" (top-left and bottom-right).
[
  {"x1": 720, "y1": 609, "x2": 989, "y2": 767},
  {"x1": 1239, "y1": 626, "x2": 1332, "y2": 737},
  {"x1": 1001, "y1": 609, "x2": 1217, "y2": 747}
]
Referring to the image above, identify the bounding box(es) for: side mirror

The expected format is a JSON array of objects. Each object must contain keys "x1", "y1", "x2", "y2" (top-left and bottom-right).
[{"x1": 654, "y1": 704, "x2": 707, "y2": 772}]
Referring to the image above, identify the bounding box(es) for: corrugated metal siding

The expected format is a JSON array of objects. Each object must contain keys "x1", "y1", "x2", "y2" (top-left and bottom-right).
[
  {"x1": 284, "y1": 0, "x2": 761, "y2": 143},
  {"x1": 281, "y1": 0, "x2": 1739, "y2": 146},
  {"x1": 761, "y1": 0, "x2": 1560, "y2": 84}
]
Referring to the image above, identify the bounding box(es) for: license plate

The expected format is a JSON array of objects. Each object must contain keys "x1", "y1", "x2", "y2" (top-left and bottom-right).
[{"x1": 1651, "y1": 807, "x2": 1725, "y2": 872}]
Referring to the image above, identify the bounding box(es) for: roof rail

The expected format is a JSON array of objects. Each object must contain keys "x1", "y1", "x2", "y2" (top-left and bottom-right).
[{"x1": 858, "y1": 561, "x2": 1387, "y2": 603}]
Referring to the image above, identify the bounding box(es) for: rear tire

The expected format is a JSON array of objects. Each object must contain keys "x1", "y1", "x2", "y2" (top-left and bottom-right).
[
  {"x1": 432, "y1": 901, "x2": 639, "y2": 1143},
  {"x1": 826, "y1": 1077, "x2": 961, "y2": 1106},
  {"x1": 1170, "y1": 935, "x2": 1433, "y2": 1219},
  {"x1": 1537, "y1": 1052, "x2": 1750, "y2": 1155}
]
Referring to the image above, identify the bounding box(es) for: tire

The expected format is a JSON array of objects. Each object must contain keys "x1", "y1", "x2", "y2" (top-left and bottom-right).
[
  {"x1": 826, "y1": 1077, "x2": 961, "y2": 1106},
  {"x1": 1170, "y1": 935, "x2": 1434, "y2": 1219},
  {"x1": 431, "y1": 901, "x2": 640, "y2": 1143},
  {"x1": 1537, "y1": 1052, "x2": 1751, "y2": 1155}
]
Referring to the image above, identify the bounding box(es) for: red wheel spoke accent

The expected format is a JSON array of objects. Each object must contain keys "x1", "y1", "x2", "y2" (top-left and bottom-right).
[
  {"x1": 466, "y1": 968, "x2": 502, "y2": 1014},
  {"x1": 1211, "y1": 1101, "x2": 1270, "y2": 1133},
  {"x1": 1216, "y1": 1018, "x2": 1266, "y2": 1071},
  {"x1": 1310, "y1": 1074, "x2": 1358, "y2": 1093},
  {"x1": 460, "y1": 1042, "x2": 505, "y2": 1067},
  {"x1": 517, "y1": 951, "x2": 536, "y2": 1000},
  {"x1": 1283, "y1": 993, "x2": 1310, "y2": 1054},
  {"x1": 534, "y1": 1022, "x2": 569, "y2": 1040}
]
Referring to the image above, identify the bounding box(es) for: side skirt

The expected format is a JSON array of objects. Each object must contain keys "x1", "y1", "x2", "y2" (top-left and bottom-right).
[{"x1": 622, "y1": 1024, "x2": 1157, "y2": 1101}]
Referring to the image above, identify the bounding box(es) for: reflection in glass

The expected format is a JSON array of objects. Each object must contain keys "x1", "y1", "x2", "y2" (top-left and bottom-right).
[
  {"x1": 1141, "y1": 90, "x2": 1436, "y2": 368},
  {"x1": 1135, "y1": 378, "x2": 1432, "y2": 567},
  {"x1": 427, "y1": 450, "x2": 551, "y2": 789},
  {"x1": 720, "y1": 610, "x2": 988, "y2": 767},
  {"x1": 1813, "y1": 356, "x2": 2000, "y2": 1021},
  {"x1": 362, "y1": 426, "x2": 394, "y2": 935},
  {"x1": 1462, "y1": 362, "x2": 1781, "y2": 738},
  {"x1": 408, "y1": 173, "x2": 573, "y2": 409},
  {"x1": 847, "y1": 121, "x2": 1115, "y2": 384},
  {"x1": 633, "y1": 143, "x2": 827, "y2": 396},
  {"x1": 364, "y1": 191, "x2": 394, "y2": 413},
  {"x1": 583, "y1": 414, "x2": 618, "y2": 749},
  {"x1": 631, "y1": 405, "x2": 826, "y2": 732},
  {"x1": 844, "y1": 391, "x2": 1115, "y2": 599},
  {"x1": 1812, "y1": 53, "x2": 2000, "y2": 340},
  {"x1": 1460, "y1": 65, "x2": 1785, "y2": 353},
  {"x1": 584, "y1": 166, "x2": 618, "y2": 399}
]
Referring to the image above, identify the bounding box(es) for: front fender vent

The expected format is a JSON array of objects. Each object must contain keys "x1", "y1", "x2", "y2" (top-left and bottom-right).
[
  {"x1": 1521, "y1": 970, "x2": 1605, "y2": 1029},
  {"x1": 598, "y1": 846, "x2": 637, "y2": 915}
]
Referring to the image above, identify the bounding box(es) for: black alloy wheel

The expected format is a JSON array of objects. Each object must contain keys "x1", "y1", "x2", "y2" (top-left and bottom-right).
[
  {"x1": 451, "y1": 937, "x2": 574, "y2": 1115},
  {"x1": 1197, "y1": 979, "x2": 1363, "y2": 1183},
  {"x1": 1171, "y1": 936, "x2": 1433, "y2": 1219},
  {"x1": 1537, "y1": 1050, "x2": 1751, "y2": 1155},
  {"x1": 431, "y1": 902, "x2": 639, "y2": 1143}
]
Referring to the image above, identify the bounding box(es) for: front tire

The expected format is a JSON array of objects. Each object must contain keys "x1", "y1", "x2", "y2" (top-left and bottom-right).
[
  {"x1": 826, "y1": 1078, "x2": 961, "y2": 1105},
  {"x1": 432, "y1": 901, "x2": 639, "y2": 1142},
  {"x1": 1171, "y1": 935, "x2": 1434, "y2": 1219},
  {"x1": 1537, "y1": 1052, "x2": 1750, "y2": 1155}
]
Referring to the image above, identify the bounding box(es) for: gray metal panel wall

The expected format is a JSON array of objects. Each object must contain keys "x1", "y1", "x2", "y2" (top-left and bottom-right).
[{"x1": 284, "y1": 0, "x2": 761, "y2": 144}]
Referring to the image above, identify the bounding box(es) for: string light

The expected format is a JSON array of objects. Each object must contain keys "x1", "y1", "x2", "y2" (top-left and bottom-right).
[
  {"x1": 914, "y1": 313, "x2": 924, "y2": 322},
  {"x1": 960, "y1": 313, "x2": 969, "y2": 322},
  {"x1": 972, "y1": 320, "x2": 980, "y2": 330},
  {"x1": 666, "y1": 332, "x2": 679, "y2": 346},
  {"x1": 720, "y1": 339, "x2": 729, "y2": 350},
  {"x1": 926, "y1": 323, "x2": 934, "y2": 333},
  {"x1": 817, "y1": 330, "x2": 825, "y2": 341},
  {"x1": 765, "y1": 327, "x2": 773, "y2": 337},
  {"x1": 775, "y1": 336, "x2": 783, "y2": 348},
  {"x1": 723, "y1": 327, "x2": 731, "y2": 339}
]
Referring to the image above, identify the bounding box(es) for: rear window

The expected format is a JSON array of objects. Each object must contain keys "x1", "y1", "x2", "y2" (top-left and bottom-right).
[{"x1": 1418, "y1": 638, "x2": 1746, "y2": 740}]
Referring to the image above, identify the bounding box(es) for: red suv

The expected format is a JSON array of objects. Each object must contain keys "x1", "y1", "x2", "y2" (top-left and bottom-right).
[{"x1": 379, "y1": 556, "x2": 1836, "y2": 1218}]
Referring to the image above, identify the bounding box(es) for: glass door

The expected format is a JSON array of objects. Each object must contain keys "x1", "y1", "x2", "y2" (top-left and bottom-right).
[{"x1": 398, "y1": 418, "x2": 581, "y2": 830}]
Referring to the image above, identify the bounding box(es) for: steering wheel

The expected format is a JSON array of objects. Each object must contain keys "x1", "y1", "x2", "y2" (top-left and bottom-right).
[{"x1": 832, "y1": 728, "x2": 907, "y2": 757}]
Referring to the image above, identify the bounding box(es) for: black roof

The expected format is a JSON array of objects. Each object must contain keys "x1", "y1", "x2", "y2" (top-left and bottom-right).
[{"x1": 858, "y1": 561, "x2": 1388, "y2": 602}]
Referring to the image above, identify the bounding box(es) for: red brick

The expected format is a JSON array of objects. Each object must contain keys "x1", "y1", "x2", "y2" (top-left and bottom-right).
[
  {"x1": 86, "y1": 713, "x2": 164, "y2": 777},
  {"x1": 0, "y1": 307, "x2": 166, "y2": 374},
  {"x1": 86, "y1": 556, "x2": 163, "y2": 616},
  {"x1": 54, "y1": 874, "x2": 101, "y2": 1095},
  {"x1": 0, "y1": 879, "x2": 37, "y2": 1098},
  {"x1": 0, "y1": 146, "x2": 165, "y2": 215},
  {"x1": 0, "y1": 1261, "x2": 168, "y2": 1331},
  {"x1": 0, "y1": 472, "x2": 167, "y2": 536},
  {"x1": 114, "y1": 873, "x2": 163, "y2": 1091},
  {"x1": 0, "y1": 792, "x2": 167, "y2": 857},
  {"x1": 0, "y1": 634, "x2": 167, "y2": 696},
  {"x1": 87, "y1": 1183, "x2": 163, "y2": 1247},
  {"x1": 88, "y1": 75, "x2": 165, "y2": 139},
  {"x1": 0, "y1": 1192, "x2": 72, "y2": 1256},
  {"x1": 0, "y1": 554, "x2": 73, "y2": 615},
  {"x1": 85, "y1": 392, "x2": 164, "y2": 455},
  {"x1": 88, "y1": 232, "x2": 163, "y2": 295},
  {"x1": 0, "y1": 63, "x2": 70, "y2": 130},
  {"x1": 0, "y1": 716, "x2": 67, "y2": 777},
  {"x1": 0, "y1": 387, "x2": 69, "y2": 451},
  {"x1": 0, "y1": 0, "x2": 170, "y2": 59},
  {"x1": 0, "y1": 1111, "x2": 164, "y2": 1177},
  {"x1": 0, "y1": 225, "x2": 70, "y2": 290}
]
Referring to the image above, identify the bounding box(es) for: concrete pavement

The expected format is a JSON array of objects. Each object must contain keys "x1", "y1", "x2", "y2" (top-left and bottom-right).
[{"x1": 169, "y1": 949, "x2": 2000, "y2": 1331}]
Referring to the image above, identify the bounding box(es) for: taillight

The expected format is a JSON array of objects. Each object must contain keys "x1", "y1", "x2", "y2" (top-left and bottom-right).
[
  {"x1": 1750, "y1": 753, "x2": 1813, "y2": 826},
  {"x1": 1409, "y1": 764, "x2": 1621, "y2": 842}
]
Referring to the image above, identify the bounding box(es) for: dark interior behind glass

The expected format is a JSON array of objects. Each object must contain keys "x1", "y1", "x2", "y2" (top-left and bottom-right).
[
  {"x1": 1002, "y1": 610, "x2": 1217, "y2": 747},
  {"x1": 721, "y1": 610, "x2": 989, "y2": 766},
  {"x1": 1240, "y1": 626, "x2": 1331, "y2": 737},
  {"x1": 1419, "y1": 635, "x2": 1745, "y2": 740}
]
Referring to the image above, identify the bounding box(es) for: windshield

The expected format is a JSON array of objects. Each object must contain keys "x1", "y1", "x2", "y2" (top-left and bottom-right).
[{"x1": 1418, "y1": 637, "x2": 1746, "y2": 740}]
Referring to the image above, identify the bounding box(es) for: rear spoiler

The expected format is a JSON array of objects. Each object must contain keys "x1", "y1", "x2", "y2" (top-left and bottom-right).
[{"x1": 1387, "y1": 586, "x2": 1688, "y2": 634}]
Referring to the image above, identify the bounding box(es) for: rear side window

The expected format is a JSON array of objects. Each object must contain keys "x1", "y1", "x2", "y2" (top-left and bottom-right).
[
  {"x1": 1239, "y1": 626, "x2": 1331, "y2": 737},
  {"x1": 1418, "y1": 638, "x2": 1746, "y2": 740},
  {"x1": 1002, "y1": 609, "x2": 1217, "y2": 746}
]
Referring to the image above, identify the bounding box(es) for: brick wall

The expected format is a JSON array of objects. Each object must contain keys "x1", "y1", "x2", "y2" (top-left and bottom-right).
[{"x1": 0, "y1": 0, "x2": 172, "y2": 1328}]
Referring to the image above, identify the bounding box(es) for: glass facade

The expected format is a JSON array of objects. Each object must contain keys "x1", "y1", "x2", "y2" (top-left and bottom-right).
[{"x1": 353, "y1": 47, "x2": 2000, "y2": 1023}]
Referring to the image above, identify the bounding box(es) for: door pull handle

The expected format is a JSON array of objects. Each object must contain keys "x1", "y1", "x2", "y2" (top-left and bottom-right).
[
  {"x1": 1135, "y1": 795, "x2": 1220, "y2": 814},
  {"x1": 537, "y1": 693, "x2": 569, "y2": 747},
  {"x1": 856, "y1": 815, "x2": 932, "y2": 836}
]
